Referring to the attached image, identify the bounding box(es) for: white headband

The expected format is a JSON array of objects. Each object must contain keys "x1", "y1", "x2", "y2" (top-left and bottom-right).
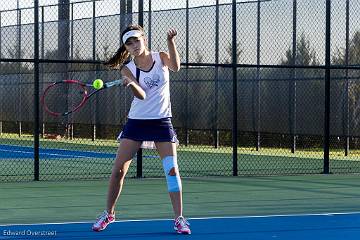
[{"x1": 122, "y1": 30, "x2": 143, "y2": 44}]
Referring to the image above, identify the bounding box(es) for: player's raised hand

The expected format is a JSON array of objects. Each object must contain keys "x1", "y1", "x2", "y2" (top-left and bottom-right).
[{"x1": 167, "y1": 29, "x2": 177, "y2": 41}]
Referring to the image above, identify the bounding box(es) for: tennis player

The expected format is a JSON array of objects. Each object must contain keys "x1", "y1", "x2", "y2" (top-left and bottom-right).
[{"x1": 92, "y1": 24, "x2": 191, "y2": 235}]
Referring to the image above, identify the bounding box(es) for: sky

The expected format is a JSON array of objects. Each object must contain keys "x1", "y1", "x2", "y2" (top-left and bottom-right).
[
  {"x1": 0, "y1": 0, "x2": 58, "y2": 11},
  {"x1": 0, "y1": 0, "x2": 247, "y2": 26},
  {"x1": 0, "y1": 0, "x2": 359, "y2": 65},
  {"x1": 0, "y1": 0, "x2": 244, "y2": 11}
]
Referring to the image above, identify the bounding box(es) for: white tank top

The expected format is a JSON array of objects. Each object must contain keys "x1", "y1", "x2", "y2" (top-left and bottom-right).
[{"x1": 126, "y1": 52, "x2": 172, "y2": 119}]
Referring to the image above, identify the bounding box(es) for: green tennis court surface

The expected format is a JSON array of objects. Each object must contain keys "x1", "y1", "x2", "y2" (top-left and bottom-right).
[{"x1": 1, "y1": 175, "x2": 359, "y2": 224}]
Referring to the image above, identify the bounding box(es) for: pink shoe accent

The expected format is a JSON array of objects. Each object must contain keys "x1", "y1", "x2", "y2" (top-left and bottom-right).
[
  {"x1": 174, "y1": 216, "x2": 191, "y2": 234},
  {"x1": 92, "y1": 211, "x2": 115, "y2": 232}
]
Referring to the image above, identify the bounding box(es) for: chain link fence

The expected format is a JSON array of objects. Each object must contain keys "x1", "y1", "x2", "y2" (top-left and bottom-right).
[{"x1": 1, "y1": 0, "x2": 360, "y2": 181}]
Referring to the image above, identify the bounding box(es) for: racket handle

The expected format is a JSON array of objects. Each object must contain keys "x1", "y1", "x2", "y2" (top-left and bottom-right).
[{"x1": 104, "y1": 79, "x2": 123, "y2": 88}]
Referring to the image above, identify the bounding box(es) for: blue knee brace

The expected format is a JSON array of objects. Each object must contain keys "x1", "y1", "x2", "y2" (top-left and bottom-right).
[{"x1": 162, "y1": 156, "x2": 182, "y2": 192}]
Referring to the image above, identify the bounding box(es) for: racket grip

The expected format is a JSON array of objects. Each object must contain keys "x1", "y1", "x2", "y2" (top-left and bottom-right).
[{"x1": 104, "y1": 79, "x2": 123, "y2": 88}]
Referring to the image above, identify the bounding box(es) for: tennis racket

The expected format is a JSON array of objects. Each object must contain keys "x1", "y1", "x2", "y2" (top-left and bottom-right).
[{"x1": 41, "y1": 79, "x2": 123, "y2": 117}]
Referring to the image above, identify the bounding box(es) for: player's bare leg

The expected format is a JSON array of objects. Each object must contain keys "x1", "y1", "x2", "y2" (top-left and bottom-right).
[
  {"x1": 155, "y1": 142, "x2": 191, "y2": 234},
  {"x1": 92, "y1": 139, "x2": 141, "y2": 232}
]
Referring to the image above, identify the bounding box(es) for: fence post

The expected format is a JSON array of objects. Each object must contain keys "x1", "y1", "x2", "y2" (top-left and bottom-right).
[
  {"x1": 69, "y1": 3, "x2": 74, "y2": 140},
  {"x1": 40, "y1": 6, "x2": 45, "y2": 138},
  {"x1": 323, "y1": 0, "x2": 331, "y2": 174},
  {"x1": 136, "y1": 0, "x2": 144, "y2": 178},
  {"x1": 34, "y1": 0, "x2": 40, "y2": 181},
  {"x1": 185, "y1": 0, "x2": 190, "y2": 146},
  {"x1": 214, "y1": 0, "x2": 219, "y2": 148},
  {"x1": 255, "y1": 0, "x2": 261, "y2": 151},
  {"x1": 232, "y1": 0, "x2": 238, "y2": 176},
  {"x1": 18, "y1": 7, "x2": 22, "y2": 138},
  {"x1": 148, "y1": 0, "x2": 152, "y2": 50},
  {"x1": 58, "y1": 0, "x2": 70, "y2": 138},
  {"x1": 92, "y1": 0, "x2": 97, "y2": 141},
  {"x1": 290, "y1": 0, "x2": 297, "y2": 153},
  {"x1": 344, "y1": 0, "x2": 350, "y2": 156}
]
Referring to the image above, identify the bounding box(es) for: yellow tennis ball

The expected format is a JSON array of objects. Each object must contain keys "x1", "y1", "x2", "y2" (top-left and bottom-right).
[{"x1": 93, "y1": 79, "x2": 103, "y2": 89}]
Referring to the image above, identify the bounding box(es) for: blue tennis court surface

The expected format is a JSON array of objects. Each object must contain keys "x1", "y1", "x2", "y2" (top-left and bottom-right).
[
  {"x1": 1, "y1": 213, "x2": 359, "y2": 240},
  {"x1": 0, "y1": 144, "x2": 115, "y2": 159}
]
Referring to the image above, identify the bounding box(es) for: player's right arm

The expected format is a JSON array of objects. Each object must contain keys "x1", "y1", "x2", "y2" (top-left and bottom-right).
[
  {"x1": 121, "y1": 66, "x2": 146, "y2": 100},
  {"x1": 163, "y1": 28, "x2": 180, "y2": 72}
]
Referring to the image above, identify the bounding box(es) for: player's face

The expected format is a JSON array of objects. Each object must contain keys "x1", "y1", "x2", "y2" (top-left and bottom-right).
[{"x1": 125, "y1": 37, "x2": 145, "y2": 56}]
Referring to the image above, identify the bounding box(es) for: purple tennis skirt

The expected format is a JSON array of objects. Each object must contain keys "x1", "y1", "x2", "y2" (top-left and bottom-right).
[{"x1": 117, "y1": 117, "x2": 178, "y2": 143}]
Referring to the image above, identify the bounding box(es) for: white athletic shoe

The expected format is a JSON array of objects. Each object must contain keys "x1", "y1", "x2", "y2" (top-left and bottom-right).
[
  {"x1": 174, "y1": 216, "x2": 191, "y2": 234},
  {"x1": 92, "y1": 210, "x2": 115, "y2": 232}
]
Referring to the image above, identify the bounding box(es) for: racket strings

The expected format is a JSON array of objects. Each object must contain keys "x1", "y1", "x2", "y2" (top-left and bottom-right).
[{"x1": 43, "y1": 82, "x2": 86, "y2": 115}]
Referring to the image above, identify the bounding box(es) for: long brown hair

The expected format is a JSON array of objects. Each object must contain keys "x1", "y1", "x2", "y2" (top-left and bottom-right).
[{"x1": 104, "y1": 24, "x2": 145, "y2": 69}]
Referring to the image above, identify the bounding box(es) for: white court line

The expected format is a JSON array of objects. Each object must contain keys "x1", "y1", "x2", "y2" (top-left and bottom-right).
[
  {"x1": 0, "y1": 148, "x2": 93, "y2": 159},
  {"x1": 0, "y1": 144, "x2": 115, "y2": 158},
  {"x1": 0, "y1": 145, "x2": 156, "y2": 159},
  {"x1": 1, "y1": 211, "x2": 360, "y2": 227}
]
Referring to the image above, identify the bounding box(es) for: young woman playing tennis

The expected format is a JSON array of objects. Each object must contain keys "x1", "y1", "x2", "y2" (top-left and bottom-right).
[{"x1": 92, "y1": 24, "x2": 191, "y2": 235}]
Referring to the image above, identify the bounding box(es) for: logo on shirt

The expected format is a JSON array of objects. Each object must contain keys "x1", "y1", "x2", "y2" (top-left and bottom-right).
[{"x1": 144, "y1": 74, "x2": 160, "y2": 89}]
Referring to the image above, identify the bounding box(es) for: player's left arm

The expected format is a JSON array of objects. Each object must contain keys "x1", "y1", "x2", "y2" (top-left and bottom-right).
[{"x1": 160, "y1": 29, "x2": 180, "y2": 72}]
